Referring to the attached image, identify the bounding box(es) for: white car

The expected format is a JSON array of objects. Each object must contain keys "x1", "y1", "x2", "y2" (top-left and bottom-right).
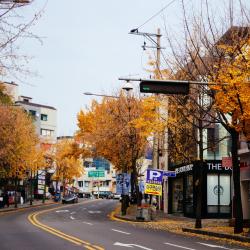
[{"x1": 113, "y1": 194, "x2": 121, "y2": 199}]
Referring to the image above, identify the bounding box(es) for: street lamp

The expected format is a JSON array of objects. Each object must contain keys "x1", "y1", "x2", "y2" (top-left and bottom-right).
[{"x1": 83, "y1": 92, "x2": 119, "y2": 99}]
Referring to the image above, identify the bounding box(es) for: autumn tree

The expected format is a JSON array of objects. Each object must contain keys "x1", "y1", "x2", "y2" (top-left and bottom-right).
[
  {"x1": 77, "y1": 93, "x2": 159, "y2": 214},
  {"x1": 161, "y1": 0, "x2": 250, "y2": 233},
  {"x1": 54, "y1": 139, "x2": 84, "y2": 195},
  {"x1": 0, "y1": 105, "x2": 41, "y2": 206}
]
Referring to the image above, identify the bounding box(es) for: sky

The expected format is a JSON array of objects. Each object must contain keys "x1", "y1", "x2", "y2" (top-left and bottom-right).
[{"x1": 3, "y1": 0, "x2": 249, "y2": 136}]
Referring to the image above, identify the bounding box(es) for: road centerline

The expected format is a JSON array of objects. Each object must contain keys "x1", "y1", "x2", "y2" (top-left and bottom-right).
[{"x1": 27, "y1": 199, "x2": 104, "y2": 250}]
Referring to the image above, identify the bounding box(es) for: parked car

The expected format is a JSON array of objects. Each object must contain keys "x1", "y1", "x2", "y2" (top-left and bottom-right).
[
  {"x1": 62, "y1": 193, "x2": 78, "y2": 204},
  {"x1": 113, "y1": 193, "x2": 121, "y2": 200},
  {"x1": 107, "y1": 193, "x2": 114, "y2": 199}
]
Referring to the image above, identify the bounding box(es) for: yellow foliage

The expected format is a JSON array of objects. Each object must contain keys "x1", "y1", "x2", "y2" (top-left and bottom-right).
[
  {"x1": 53, "y1": 139, "x2": 84, "y2": 185},
  {"x1": 76, "y1": 93, "x2": 161, "y2": 171},
  {"x1": 211, "y1": 39, "x2": 250, "y2": 137},
  {"x1": 0, "y1": 106, "x2": 40, "y2": 178}
]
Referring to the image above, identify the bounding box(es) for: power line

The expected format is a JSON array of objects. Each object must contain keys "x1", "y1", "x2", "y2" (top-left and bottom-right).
[{"x1": 137, "y1": 0, "x2": 178, "y2": 30}]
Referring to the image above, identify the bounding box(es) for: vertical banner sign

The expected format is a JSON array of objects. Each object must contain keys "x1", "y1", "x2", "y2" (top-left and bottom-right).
[
  {"x1": 145, "y1": 169, "x2": 163, "y2": 196},
  {"x1": 116, "y1": 173, "x2": 131, "y2": 195}
]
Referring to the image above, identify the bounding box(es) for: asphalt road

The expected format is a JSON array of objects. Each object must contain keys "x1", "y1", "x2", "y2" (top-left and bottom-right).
[{"x1": 0, "y1": 199, "x2": 247, "y2": 250}]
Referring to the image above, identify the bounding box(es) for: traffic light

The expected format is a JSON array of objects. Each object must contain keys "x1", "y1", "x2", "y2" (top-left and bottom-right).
[{"x1": 140, "y1": 80, "x2": 189, "y2": 95}]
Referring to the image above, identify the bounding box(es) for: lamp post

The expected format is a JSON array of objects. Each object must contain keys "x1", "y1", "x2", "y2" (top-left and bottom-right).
[{"x1": 83, "y1": 92, "x2": 119, "y2": 99}]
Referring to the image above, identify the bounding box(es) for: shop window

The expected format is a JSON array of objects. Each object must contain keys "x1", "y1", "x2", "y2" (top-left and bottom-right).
[
  {"x1": 172, "y1": 178, "x2": 183, "y2": 213},
  {"x1": 207, "y1": 174, "x2": 231, "y2": 214}
]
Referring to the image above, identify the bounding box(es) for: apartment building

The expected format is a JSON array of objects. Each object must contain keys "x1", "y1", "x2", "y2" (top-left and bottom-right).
[{"x1": 3, "y1": 81, "x2": 57, "y2": 146}]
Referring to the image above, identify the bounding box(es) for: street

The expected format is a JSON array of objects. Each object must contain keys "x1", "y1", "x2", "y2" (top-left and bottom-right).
[{"x1": 0, "y1": 199, "x2": 247, "y2": 250}]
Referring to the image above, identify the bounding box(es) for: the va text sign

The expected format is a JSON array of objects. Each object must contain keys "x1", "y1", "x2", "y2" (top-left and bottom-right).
[{"x1": 146, "y1": 169, "x2": 163, "y2": 185}]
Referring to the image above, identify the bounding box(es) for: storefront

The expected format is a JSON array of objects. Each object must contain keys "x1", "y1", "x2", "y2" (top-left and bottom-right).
[
  {"x1": 240, "y1": 153, "x2": 250, "y2": 223},
  {"x1": 168, "y1": 160, "x2": 232, "y2": 218}
]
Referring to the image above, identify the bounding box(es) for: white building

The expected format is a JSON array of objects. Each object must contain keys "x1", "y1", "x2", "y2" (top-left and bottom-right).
[
  {"x1": 16, "y1": 96, "x2": 57, "y2": 145},
  {"x1": 3, "y1": 81, "x2": 57, "y2": 146},
  {"x1": 75, "y1": 158, "x2": 116, "y2": 197}
]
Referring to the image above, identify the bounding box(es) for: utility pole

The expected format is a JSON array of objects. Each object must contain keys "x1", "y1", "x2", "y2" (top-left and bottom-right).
[{"x1": 129, "y1": 28, "x2": 168, "y2": 211}]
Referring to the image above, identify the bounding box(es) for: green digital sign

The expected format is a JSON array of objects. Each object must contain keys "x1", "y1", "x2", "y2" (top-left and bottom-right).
[{"x1": 88, "y1": 170, "x2": 105, "y2": 178}]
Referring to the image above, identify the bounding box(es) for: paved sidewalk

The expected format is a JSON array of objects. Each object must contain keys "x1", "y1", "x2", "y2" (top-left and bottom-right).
[
  {"x1": 113, "y1": 204, "x2": 250, "y2": 247},
  {"x1": 0, "y1": 199, "x2": 56, "y2": 213}
]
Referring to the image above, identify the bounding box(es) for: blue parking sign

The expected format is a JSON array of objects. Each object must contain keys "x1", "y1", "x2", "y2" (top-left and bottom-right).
[{"x1": 146, "y1": 169, "x2": 163, "y2": 185}]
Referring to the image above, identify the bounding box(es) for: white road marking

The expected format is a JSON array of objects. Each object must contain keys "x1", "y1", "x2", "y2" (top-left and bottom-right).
[
  {"x1": 164, "y1": 242, "x2": 196, "y2": 250},
  {"x1": 88, "y1": 210, "x2": 101, "y2": 214},
  {"x1": 111, "y1": 229, "x2": 131, "y2": 235},
  {"x1": 113, "y1": 242, "x2": 153, "y2": 249},
  {"x1": 197, "y1": 242, "x2": 243, "y2": 250},
  {"x1": 83, "y1": 221, "x2": 93, "y2": 226},
  {"x1": 82, "y1": 208, "x2": 87, "y2": 210},
  {"x1": 55, "y1": 210, "x2": 69, "y2": 213},
  {"x1": 70, "y1": 212, "x2": 76, "y2": 215},
  {"x1": 70, "y1": 216, "x2": 75, "y2": 220}
]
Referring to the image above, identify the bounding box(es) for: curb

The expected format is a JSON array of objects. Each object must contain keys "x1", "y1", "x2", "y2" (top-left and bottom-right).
[
  {"x1": 182, "y1": 228, "x2": 250, "y2": 243},
  {"x1": 0, "y1": 201, "x2": 57, "y2": 213},
  {"x1": 113, "y1": 213, "x2": 153, "y2": 222}
]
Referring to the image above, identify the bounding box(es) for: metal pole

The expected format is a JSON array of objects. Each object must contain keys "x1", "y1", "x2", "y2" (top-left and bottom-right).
[
  {"x1": 42, "y1": 170, "x2": 46, "y2": 203},
  {"x1": 30, "y1": 170, "x2": 33, "y2": 205}
]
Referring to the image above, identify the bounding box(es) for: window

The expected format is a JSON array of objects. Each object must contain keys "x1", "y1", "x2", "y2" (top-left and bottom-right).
[
  {"x1": 41, "y1": 114, "x2": 48, "y2": 121},
  {"x1": 84, "y1": 181, "x2": 90, "y2": 187},
  {"x1": 29, "y1": 110, "x2": 36, "y2": 117},
  {"x1": 207, "y1": 125, "x2": 219, "y2": 154},
  {"x1": 40, "y1": 129, "x2": 54, "y2": 137},
  {"x1": 78, "y1": 181, "x2": 83, "y2": 187},
  {"x1": 102, "y1": 181, "x2": 109, "y2": 187}
]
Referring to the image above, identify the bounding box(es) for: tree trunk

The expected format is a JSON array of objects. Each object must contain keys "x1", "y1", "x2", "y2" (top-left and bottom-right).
[
  {"x1": 231, "y1": 129, "x2": 243, "y2": 233},
  {"x1": 14, "y1": 176, "x2": 18, "y2": 208},
  {"x1": 195, "y1": 120, "x2": 203, "y2": 229},
  {"x1": 30, "y1": 171, "x2": 33, "y2": 205}
]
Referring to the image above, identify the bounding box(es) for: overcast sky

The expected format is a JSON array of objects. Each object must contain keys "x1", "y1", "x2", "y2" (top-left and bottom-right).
[{"x1": 4, "y1": 0, "x2": 249, "y2": 136}]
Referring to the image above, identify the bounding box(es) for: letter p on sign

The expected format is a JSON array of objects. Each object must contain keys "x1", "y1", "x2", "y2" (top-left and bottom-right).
[{"x1": 146, "y1": 169, "x2": 163, "y2": 183}]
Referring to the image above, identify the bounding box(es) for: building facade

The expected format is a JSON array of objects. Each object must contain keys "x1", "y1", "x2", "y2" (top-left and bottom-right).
[
  {"x1": 168, "y1": 160, "x2": 232, "y2": 218},
  {"x1": 75, "y1": 157, "x2": 116, "y2": 197}
]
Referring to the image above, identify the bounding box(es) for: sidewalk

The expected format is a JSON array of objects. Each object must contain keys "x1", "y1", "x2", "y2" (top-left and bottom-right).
[
  {"x1": 113, "y1": 205, "x2": 250, "y2": 247},
  {"x1": 0, "y1": 199, "x2": 56, "y2": 213}
]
